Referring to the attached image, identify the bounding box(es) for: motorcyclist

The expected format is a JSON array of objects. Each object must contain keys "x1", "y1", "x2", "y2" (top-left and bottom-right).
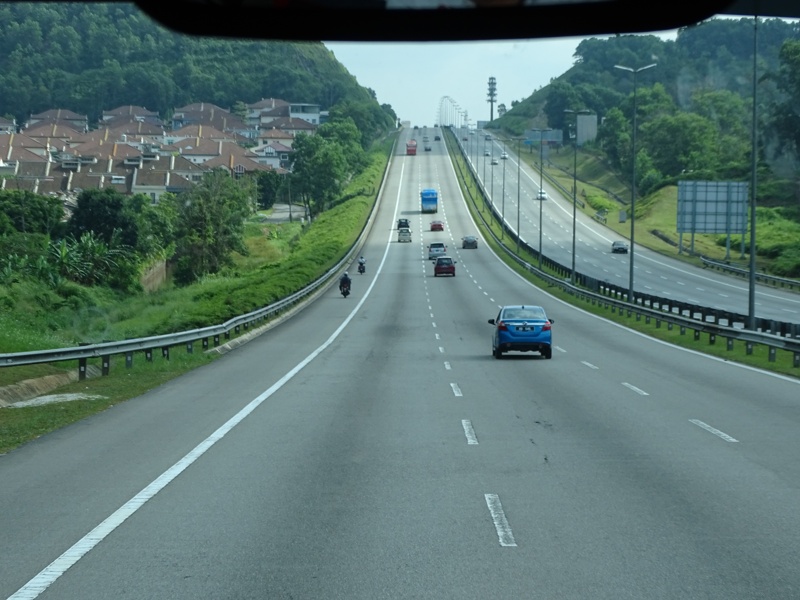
[
  {"x1": 357, "y1": 256, "x2": 366, "y2": 273},
  {"x1": 339, "y1": 271, "x2": 351, "y2": 292}
]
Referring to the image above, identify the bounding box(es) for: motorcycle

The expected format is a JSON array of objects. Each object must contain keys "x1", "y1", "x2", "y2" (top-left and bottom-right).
[
  {"x1": 340, "y1": 281, "x2": 350, "y2": 298},
  {"x1": 358, "y1": 262, "x2": 365, "y2": 274}
]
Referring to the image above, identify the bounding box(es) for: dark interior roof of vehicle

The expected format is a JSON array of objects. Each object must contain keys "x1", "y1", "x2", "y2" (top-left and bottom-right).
[{"x1": 134, "y1": 0, "x2": 798, "y2": 42}]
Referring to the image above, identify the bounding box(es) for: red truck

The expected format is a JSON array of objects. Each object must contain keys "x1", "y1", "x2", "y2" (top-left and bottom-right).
[{"x1": 406, "y1": 139, "x2": 417, "y2": 155}]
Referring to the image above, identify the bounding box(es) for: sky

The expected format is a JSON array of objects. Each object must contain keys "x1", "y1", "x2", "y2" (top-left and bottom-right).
[{"x1": 325, "y1": 31, "x2": 679, "y2": 128}]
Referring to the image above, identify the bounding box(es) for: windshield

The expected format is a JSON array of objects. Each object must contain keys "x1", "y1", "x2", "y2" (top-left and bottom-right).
[{"x1": 3, "y1": 4, "x2": 800, "y2": 600}]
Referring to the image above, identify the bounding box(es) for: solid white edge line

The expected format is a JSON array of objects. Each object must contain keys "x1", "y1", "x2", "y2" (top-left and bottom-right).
[
  {"x1": 9, "y1": 145, "x2": 412, "y2": 600},
  {"x1": 462, "y1": 419, "x2": 479, "y2": 445},
  {"x1": 484, "y1": 493, "x2": 517, "y2": 547},
  {"x1": 689, "y1": 419, "x2": 739, "y2": 442}
]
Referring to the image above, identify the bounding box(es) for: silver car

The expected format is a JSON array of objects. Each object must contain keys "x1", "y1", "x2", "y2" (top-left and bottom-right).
[{"x1": 427, "y1": 242, "x2": 447, "y2": 260}]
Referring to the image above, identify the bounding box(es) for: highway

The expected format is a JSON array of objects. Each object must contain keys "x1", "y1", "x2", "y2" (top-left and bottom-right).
[
  {"x1": 3, "y1": 128, "x2": 800, "y2": 599},
  {"x1": 460, "y1": 129, "x2": 800, "y2": 325}
]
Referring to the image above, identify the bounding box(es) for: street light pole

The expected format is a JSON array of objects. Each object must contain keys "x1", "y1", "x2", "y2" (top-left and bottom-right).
[
  {"x1": 531, "y1": 128, "x2": 552, "y2": 270},
  {"x1": 568, "y1": 121, "x2": 578, "y2": 283},
  {"x1": 564, "y1": 111, "x2": 589, "y2": 285},
  {"x1": 516, "y1": 137, "x2": 522, "y2": 255},
  {"x1": 614, "y1": 62, "x2": 657, "y2": 303},
  {"x1": 483, "y1": 135, "x2": 487, "y2": 189},
  {"x1": 502, "y1": 140, "x2": 506, "y2": 239}
]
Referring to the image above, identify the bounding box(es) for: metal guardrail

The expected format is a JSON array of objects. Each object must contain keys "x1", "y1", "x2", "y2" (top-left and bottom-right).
[
  {"x1": 1, "y1": 282, "x2": 323, "y2": 373},
  {"x1": 701, "y1": 257, "x2": 800, "y2": 292},
  {"x1": 0, "y1": 135, "x2": 397, "y2": 378},
  {"x1": 447, "y1": 129, "x2": 800, "y2": 368}
]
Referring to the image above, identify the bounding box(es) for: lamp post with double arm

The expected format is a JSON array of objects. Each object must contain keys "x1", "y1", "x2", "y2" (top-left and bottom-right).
[
  {"x1": 531, "y1": 128, "x2": 552, "y2": 269},
  {"x1": 516, "y1": 137, "x2": 524, "y2": 254},
  {"x1": 563, "y1": 110, "x2": 590, "y2": 284},
  {"x1": 614, "y1": 62, "x2": 656, "y2": 302}
]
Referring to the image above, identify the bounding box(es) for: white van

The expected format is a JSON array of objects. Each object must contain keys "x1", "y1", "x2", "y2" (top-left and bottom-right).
[{"x1": 398, "y1": 228, "x2": 412, "y2": 243}]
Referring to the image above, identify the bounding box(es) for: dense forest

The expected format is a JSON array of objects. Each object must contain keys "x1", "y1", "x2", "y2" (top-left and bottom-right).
[
  {"x1": 496, "y1": 18, "x2": 800, "y2": 205},
  {"x1": 0, "y1": 2, "x2": 381, "y2": 124}
]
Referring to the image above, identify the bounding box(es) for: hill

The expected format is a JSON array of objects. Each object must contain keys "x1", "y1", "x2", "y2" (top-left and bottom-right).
[{"x1": 0, "y1": 2, "x2": 377, "y2": 124}]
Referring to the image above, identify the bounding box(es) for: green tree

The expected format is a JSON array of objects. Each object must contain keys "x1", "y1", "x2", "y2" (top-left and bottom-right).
[
  {"x1": 769, "y1": 39, "x2": 800, "y2": 157},
  {"x1": 133, "y1": 196, "x2": 178, "y2": 260},
  {"x1": 290, "y1": 133, "x2": 347, "y2": 219},
  {"x1": 255, "y1": 170, "x2": 285, "y2": 210},
  {"x1": 169, "y1": 169, "x2": 254, "y2": 285},
  {"x1": 328, "y1": 100, "x2": 393, "y2": 148},
  {"x1": 640, "y1": 112, "x2": 720, "y2": 176},
  {"x1": 596, "y1": 107, "x2": 631, "y2": 171},
  {"x1": 318, "y1": 117, "x2": 367, "y2": 173},
  {"x1": 67, "y1": 188, "x2": 139, "y2": 248},
  {"x1": 0, "y1": 190, "x2": 65, "y2": 235},
  {"x1": 543, "y1": 80, "x2": 583, "y2": 130}
]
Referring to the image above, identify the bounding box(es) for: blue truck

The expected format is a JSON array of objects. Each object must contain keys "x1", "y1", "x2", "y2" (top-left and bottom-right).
[{"x1": 420, "y1": 188, "x2": 438, "y2": 213}]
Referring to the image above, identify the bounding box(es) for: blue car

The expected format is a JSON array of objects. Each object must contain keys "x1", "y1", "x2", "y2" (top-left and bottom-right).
[{"x1": 488, "y1": 305, "x2": 553, "y2": 359}]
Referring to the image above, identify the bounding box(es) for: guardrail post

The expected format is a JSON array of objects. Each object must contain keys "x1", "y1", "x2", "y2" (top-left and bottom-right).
[
  {"x1": 126, "y1": 352, "x2": 133, "y2": 369},
  {"x1": 636, "y1": 313, "x2": 641, "y2": 322},
  {"x1": 667, "y1": 322, "x2": 673, "y2": 331},
  {"x1": 234, "y1": 325, "x2": 240, "y2": 335},
  {"x1": 746, "y1": 342, "x2": 753, "y2": 355},
  {"x1": 727, "y1": 338, "x2": 734, "y2": 351},
  {"x1": 186, "y1": 341, "x2": 193, "y2": 354},
  {"x1": 645, "y1": 316, "x2": 651, "y2": 325},
  {"x1": 680, "y1": 326, "x2": 686, "y2": 335},
  {"x1": 145, "y1": 349, "x2": 153, "y2": 362},
  {"x1": 709, "y1": 333, "x2": 716, "y2": 345},
  {"x1": 78, "y1": 342, "x2": 89, "y2": 380},
  {"x1": 244, "y1": 321, "x2": 249, "y2": 330},
  {"x1": 102, "y1": 355, "x2": 110, "y2": 376},
  {"x1": 656, "y1": 319, "x2": 661, "y2": 328},
  {"x1": 794, "y1": 353, "x2": 800, "y2": 368},
  {"x1": 769, "y1": 347, "x2": 776, "y2": 362},
  {"x1": 224, "y1": 330, "x2": 231, "y2": 340},
  {"x1": 162, "y1": 347, "x2": 170, "y2": 361},
  {"x1": 214, "y1": 335, "x2": 220, "y2": 347},
  {"x1": 203, "y1": 338, "x2": 209, "y2": 350},
  {"x1": 694, "y1": 330, "x2": 701, "y2": 341}
]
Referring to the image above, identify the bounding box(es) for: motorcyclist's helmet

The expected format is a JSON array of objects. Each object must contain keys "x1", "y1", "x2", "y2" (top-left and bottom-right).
[{"x1": 344, "y1": 272, "x2": 349, "y2": 277}]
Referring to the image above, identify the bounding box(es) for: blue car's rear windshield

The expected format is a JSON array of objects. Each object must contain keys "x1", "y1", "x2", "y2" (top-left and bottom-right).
[{"x1": 502, "y1": 307, "x2": 546, "y2": 320}]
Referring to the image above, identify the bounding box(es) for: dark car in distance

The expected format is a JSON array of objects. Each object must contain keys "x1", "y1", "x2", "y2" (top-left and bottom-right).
[
  {"x1": 462, "y1": 236, "x2": 478, "y2": 249},
  {"x1": 397, "y1": 218, "x2": 410, "y2": 229},
  {"x1": 612, "y1": 241, "x2": 629, "y2": 253}
]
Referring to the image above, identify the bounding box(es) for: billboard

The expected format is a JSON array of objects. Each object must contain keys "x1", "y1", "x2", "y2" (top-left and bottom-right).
[{"x1": 677, "y1": 181, "x2": 748, "y2": 234}]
